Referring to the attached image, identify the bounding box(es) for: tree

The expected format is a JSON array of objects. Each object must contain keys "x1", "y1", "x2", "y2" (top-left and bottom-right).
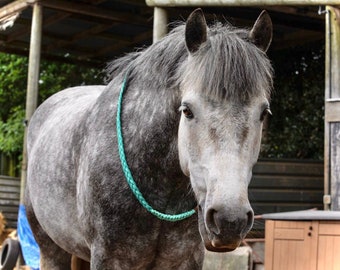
[
  {"x1": 261, "y1": 41, "x2": 324, "y2": 160},
  {"x1": 0, "y1": 53, "x2": 103, "y2": 175}
]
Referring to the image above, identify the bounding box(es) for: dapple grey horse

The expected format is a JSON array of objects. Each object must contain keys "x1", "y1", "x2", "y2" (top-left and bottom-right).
[{"x1": 25, "y1": 9, "x2": 273, "y2": 269}]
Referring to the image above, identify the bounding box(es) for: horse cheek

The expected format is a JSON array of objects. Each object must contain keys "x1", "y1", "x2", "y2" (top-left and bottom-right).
[{"x1": 178, "y1": 120, "x2": 190, "y2": 177}]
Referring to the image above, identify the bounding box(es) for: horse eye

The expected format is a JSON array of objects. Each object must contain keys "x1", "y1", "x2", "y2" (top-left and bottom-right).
[
  {"x1": 260, "y1": 108, "x2": 272, "y2": 121},
  {"x1": 182, "y1": 107, "x2": 194, "y2": 119}
]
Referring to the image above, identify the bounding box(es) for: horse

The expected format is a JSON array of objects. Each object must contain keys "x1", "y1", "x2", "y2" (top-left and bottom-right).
[{"x1": 25, "y1": 8, "x2": 273, "y2": 270}]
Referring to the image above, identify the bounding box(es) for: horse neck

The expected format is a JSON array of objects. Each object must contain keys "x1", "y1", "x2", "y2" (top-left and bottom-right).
[
  {"x1": 121, "y1": 74, "x2": 181, "y2": 177},
  {"x1": 109, "y1": 69, "x2": 194, "y2": 212}
]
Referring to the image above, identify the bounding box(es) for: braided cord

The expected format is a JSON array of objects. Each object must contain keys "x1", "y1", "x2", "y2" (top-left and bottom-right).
[{"x1": 116, "y1": 68, "x2": 196, "y2": 222}]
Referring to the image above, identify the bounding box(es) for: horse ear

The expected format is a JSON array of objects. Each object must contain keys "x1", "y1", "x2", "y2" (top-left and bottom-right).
[
  {"x1": 249, "y1": 10, "x2": 272, "y2": 52},
  {"x1": 185, "y1": 8, "x2": 207, "y2": 54}
]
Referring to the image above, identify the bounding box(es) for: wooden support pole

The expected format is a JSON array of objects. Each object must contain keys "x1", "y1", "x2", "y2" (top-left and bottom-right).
[
  {"x1": 324, "y1": 6, "x2": 340, "y2": 210},
  {"x1": 20, "y1": 2, "x2": 43, "y2": 204},
  {"x1": 153, "y1": 7, "x2": 168, "y2": 43}
]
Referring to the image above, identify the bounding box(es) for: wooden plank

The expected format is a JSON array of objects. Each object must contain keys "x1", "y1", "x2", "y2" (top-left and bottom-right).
[
  {"x1": 0, "y1": 185, "x2": 20, "y2": 193},
  {"x1": 325, "y1": 100, "x2": 340, "y2": 122},
  {"x1": 274, "y1": 228, "x2": 304, "y2": 240},
  {"x1": 250, "y1": 175, "x2": 323, "y2": 189},
  {"x1": 0, "y1": 0, "x2": 29, "y2": 20},
  {"x1": 45, "y1": 22, "x2": 118, "y2": 52},
  {"x1": 319, "y1": 222, "x2": 340, "y2": 236},
  {"x1": 249, "y1": 189, "x2": 323, "y2": 203},
  {"x1": 317, "y1": 235, "x2": 340, "y2": 270},
  {"x1": 0, "y1": 192, "x2": 20, "y2": 200},
  {"x1": 253, "y1": 161, "x2": 323, "y2": 176},
  {"x1": 0, "y1": 175, "x2": 20, "y2": 181},
  {"x1": 265, "y1": 220, "x2": 275, "y2": 270},
  {"x1": 325, "y1": 6, "x2": 340, "y2": 211},
  {"x1": 274, "y1": 220, "x2": 308, "y2": 229},
  {"x1": 309, "y1": 221, "x2": 319, "y2": 270},
  {"x1": 330, "y1": 123, "x2": 340, "y2": 210},
  {"x1": 0, "y1": 178, "x2": 20, "y2": 186},
  {"x1": 40, "y1": 0, "x2": 150, "y2": 26},
  {"x1": 0, "y1": 199, "x2": 19, "y2": 206}
]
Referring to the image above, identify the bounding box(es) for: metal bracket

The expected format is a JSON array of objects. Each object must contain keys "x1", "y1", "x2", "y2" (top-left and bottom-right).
[
  {"x1": 318, "y1": 6, "x2": 328, "y2": 15},
  {"x1": 323, "y1": 194, "x2": 331, "y2": 205}
]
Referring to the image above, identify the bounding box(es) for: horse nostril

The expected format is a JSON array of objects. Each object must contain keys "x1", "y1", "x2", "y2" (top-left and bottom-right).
[
  {"x1": 244, "y1": 210, "x2": 254, "y2": 233},
  {"x1": 206, "y1": 208, "x2": 220, "y2": 235}
]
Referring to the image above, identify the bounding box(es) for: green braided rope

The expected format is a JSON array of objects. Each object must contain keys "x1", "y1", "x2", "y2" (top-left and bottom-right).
[{"x1": 116, "y1": 68, "x2": 196, "y2": 222}]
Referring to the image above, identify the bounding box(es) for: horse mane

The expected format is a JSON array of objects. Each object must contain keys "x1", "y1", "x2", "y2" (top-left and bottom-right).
[
  {"x1": 105, "y1": 21, "x2": 273, "y2": 102},
  {"x1": 105, "y1": 23, "x2": 187, "y2": 90}
]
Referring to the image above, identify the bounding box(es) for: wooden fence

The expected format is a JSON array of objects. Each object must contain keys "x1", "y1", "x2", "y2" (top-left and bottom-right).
[
  {"x1": 0, "y1": 175, "x2": 20, "y2": 228},
  {"x1": 249, "y1": 159, "x2": 324, "y2": 235}
]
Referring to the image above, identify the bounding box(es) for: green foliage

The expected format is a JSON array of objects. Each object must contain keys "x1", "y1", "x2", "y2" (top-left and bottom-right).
[
  {"x1": 261, "y1": 42, "x2": 324, "y2": 160},
  {"x1": 0, "y1": 53, "x2": 103, "y2": 161},
  {"x1": 0, "y1": 54, "x2": 28, "y2": 122},
  {"x1": 0, "y1": 106, "x2": 25, "y2": 155}
]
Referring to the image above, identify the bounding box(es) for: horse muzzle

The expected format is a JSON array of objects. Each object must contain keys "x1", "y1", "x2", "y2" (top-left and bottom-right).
[{"x1": 198, "y1": 202, "x2": 254, "y2": 252}]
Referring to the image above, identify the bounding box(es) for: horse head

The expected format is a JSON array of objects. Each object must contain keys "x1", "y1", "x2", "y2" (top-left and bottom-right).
[{"x1": 178, "y1": 9, "x2": 273, "y2": 252}]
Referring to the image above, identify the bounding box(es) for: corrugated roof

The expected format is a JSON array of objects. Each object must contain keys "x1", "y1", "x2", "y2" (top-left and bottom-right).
[{"x1": 0, "y1": 0, "x2": 326, "y2": 67}]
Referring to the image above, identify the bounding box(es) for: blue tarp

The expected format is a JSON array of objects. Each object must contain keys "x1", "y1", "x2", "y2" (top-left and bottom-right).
[{"x1": 17, "y1": 204, "x2": 40, "y2": 270}]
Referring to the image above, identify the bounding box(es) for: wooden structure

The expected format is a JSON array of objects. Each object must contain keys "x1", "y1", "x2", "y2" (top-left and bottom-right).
[
  {"x1": 251, "y1": 160, "x2": 324, "y2": 229},
  {"x1": 324, "y1": 6, "x2": 340, "y2": 211},
  {"x1": 264, "y1": 210, "x2": 340, "y2": 270},
  {"x1": 0, "y1": 175, "x2": 20, "y2": 228}
]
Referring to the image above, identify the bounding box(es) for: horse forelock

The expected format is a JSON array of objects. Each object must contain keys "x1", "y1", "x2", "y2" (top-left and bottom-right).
[{"x1": 180, "y1": 23, "x2": 273, "y2": 103}]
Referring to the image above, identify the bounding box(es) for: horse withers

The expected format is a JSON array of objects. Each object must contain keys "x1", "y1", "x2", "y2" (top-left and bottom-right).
[{"x1": 25, "y1": 9, "x2": 273, "y2": 270}]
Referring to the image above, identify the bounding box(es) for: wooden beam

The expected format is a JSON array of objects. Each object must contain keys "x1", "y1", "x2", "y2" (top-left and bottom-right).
[
  {"x1": 85, "y1": 29, "x2": 152, "y2": 58},
  {"x1": 20, "y1": 2, "x2": 43, "y2": 204},
  {"x1": 324, "y1": 6, "x2": 340, "y2": 211},
  {"x1": 153, "y1": 7, "x2": 168, "y2": 42},
  {"x1": 40, "y1": 0, "x2": 150, "y2": 26},
  {"x1": 7, "y1": 12, "x2": 70, "y2": 43},
  {"x1": 0, "y1": 0, "x2": 30, "y2": 21},
  {"x1": 45, "y1": 22, "x2": 118, "y2": 52}
]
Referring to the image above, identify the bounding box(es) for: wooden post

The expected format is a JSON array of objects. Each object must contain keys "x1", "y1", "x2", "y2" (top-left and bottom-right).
[
  {"x1": 20, "y1": 2, "x2": 43, "y2": 204},
  {"x1": 324, "y1": 6, "x2": 340, "y2": 210},
  {"x1": 153, "y1": 7, "x2": 168, "y2": 43}
]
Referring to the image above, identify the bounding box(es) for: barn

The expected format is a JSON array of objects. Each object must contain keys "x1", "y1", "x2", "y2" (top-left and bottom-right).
[{"x1": 0, "y1": 0, "x2": 339, "y2": 269}]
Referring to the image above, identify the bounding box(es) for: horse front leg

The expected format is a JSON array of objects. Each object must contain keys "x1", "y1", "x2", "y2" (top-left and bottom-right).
[
  {"x1": 25, "y1": 199, "x2": 72, "y2": 270},
  {"x1": 39, "y1": 247, "x2": 72, "y2": 270}
]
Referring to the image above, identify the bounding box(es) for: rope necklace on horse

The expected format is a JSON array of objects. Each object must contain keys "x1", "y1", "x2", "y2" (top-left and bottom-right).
[{"x1": 116, "y1": 67, "x2": 196, "y2": 221}]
